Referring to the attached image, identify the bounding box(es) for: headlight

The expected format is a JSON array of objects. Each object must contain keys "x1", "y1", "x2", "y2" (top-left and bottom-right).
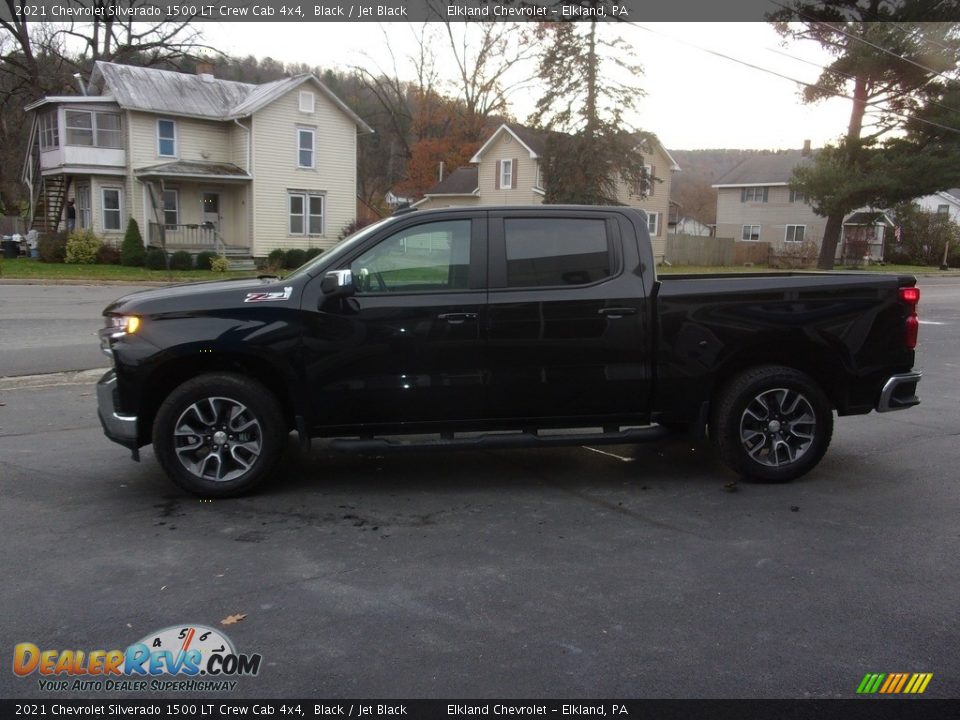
[{"x1": 105, "y1": 315, "x2": 141, "y2": 336}]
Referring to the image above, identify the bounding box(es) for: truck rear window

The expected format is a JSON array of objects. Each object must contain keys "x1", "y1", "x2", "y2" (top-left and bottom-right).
[{"x1": 504, "y1": 218, "x2": 611, "y2": 288}]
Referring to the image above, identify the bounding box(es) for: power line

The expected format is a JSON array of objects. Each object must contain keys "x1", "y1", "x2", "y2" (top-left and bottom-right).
[
  {"x1": 630, "y1": 23, "x2": 960, "y2": 138},
  {"x1": 889, "y1": 22, "x2": 957, "y2": 55},
  {"x1": 768, "y1": 0, "x2": 960, "y2": 86}
]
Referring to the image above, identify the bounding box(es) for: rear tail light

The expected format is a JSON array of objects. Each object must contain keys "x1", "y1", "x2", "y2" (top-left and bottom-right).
[{"x1": 899, "y1": 286, "x2": 920, "y2": 349}]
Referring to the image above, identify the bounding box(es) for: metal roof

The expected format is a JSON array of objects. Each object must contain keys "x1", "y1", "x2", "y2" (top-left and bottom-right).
[
  {"x1": 86, "y1": 62, "x2": 372, "y2": 131},
  {"x1": 134, "y1": 160, "x2": 251, "y2": 181}
]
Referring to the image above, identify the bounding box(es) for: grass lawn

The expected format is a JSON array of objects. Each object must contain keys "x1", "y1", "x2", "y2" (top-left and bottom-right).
[
  {"x1": 0, "y1": 258, "x2": 257, "y2": 283},
  {"x1": 657, "y1": 263, "x2": 946, "y2": 275}
]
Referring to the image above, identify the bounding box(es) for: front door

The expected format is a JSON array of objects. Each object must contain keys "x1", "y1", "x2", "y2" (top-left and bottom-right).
[
  {"x1": 301, "y1": 214, "x2": 488, "y2": 429},
  {"x1": 201, "y1": 192, "x2": 221, "y2": 231}
]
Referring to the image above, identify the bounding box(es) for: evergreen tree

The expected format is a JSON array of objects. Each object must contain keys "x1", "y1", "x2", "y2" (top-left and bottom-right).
[
  {"x1": 530, "y1": 11, "x2": 653, "y2": 205},
  {"x1": 770, "y1": 3, "x2": 960, "y2": 269},
  {"x1": 120, "y1": 218, "x2": 145, "y2": 267}
]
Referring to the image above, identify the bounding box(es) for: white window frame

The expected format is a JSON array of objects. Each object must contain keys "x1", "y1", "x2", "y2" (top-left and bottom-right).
[
  {"x1": 162, "y1": 189, "x2": 179, "y2": 227},
  {"x1": 299, "y1": 91, "x2": 315, "y2": 113},
  {"x1": 64, "y1": 110, "x2": 94, "y2": 146},
  {"x1": 784, "y1": 224, "x2": 805, "y2": 243},
  {"x1": 94, "y1": 112, "x2": 122, "y2": 149},
  {"x1": 157, "y1": 119, "x2": 177, "y2": 157},
  {"x1": 39, "y1": 112, "x2": 59, "y2": 150},
  {"x1": 288, "y1": 191, "x2": 325, "y2": 236},
  {"x1": 789, "y1": 189, "x2": 806, "y2": 203},
  {"x1": 742, "y1": 224, "x2": 761, "y2": 241},
  {"x1": 937, "y1": 204, "x2": 950, "y2": 215},
  {"x1": 75, "y1": 185, "x2": 91, "y2": 229},
  {"x1": 101, "y1": 187, "x2": 123, "y2": 232},
  {"x1": 536, "y1": 163, "x2": 544, "y2": 190},
  {"x1": 297, "y1": 128, "x2": 315, "y2": 169},
  {"x1": 500, "y1": 159, "x2": 513, "y2": 189},
  {"x1": 646, "y1": 211, "x2": 659, "y2": 237},
  {"x1": 742, "y1": 187, "x2": 767, "y2": 202}
]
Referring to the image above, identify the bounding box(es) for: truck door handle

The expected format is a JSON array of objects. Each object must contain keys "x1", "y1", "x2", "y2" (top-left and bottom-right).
[
  {"x1": 438, "y1": 312, "x2": 478, "y2": 324},
  {"x1": 598, "y1": 307, "x2": 637, "y2": 317}
]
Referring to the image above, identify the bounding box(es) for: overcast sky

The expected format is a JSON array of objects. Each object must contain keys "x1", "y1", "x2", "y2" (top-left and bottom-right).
[{"x1": 200, "y1": 21, "x2": 852, "y2": 151}]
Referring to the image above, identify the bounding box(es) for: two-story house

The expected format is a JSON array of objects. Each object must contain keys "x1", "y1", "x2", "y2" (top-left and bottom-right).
[
  {"x1": 22, "y1": 61, "x2": 371, "y2": 261},
  {"x1": 414, "y1": 123, "x2": 680, "y2": 260},
  {"x1": 913, "y1": 188, "x2": 960, "y2": 225},
  {"x1": 713, "y1": 145, "x2": 891, "y2": 260}
]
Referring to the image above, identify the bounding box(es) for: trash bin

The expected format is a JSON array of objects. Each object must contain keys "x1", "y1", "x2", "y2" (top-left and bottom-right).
[{"x1": 2, "y1": 240, "x2": 18, "y2": 258}]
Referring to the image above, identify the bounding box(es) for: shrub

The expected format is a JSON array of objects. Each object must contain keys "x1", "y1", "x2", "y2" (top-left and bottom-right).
[
  {"x1": 95, "y1": 244, "x2": 122, "y2": 265},
  {"x1": 37, "y1": 230, "x2": 69, "y2": 263},
  {"x1": 883, "y1": 247, "x2": 914, "y2": 265},
  {"x1": 145, "y1": 248, "x2": 168, "y2": 270},
  {"x1": 195, "y1": 250, "x2": 216, "y2": 271},
  {"x1": 265, "y1": 248, "x2": 286, "y2": 271},
  {"x1": 304, "y1": 247, "x2": 323, "y2": 261},
  {"x1": 338, "y1": 217, "x2": 377, "y2": 240},
  {"x1": 284, "y1": 248, "x2": 307, "y2": 269},
  {"x1": 65, "y1": 229, "x2": 102, "y2": 265},
  {"x1": 170, "y1": 250, "x2": 194, "y2": 271},
  {"x1": 771, "y1": 239, "x2": 819, "y2": 269},
  {"x1": 210, "y1": 256, "x2": 230, "y2": 272},
  {"x1": 121, "y1": 218, "x2": 145, "y2": 267}
]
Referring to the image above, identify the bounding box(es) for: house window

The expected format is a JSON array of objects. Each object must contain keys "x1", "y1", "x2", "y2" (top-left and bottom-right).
[
  {"x1": 536, "y1": 163, "x2": 544, "y2": 190},
  {"x1": 299, "y1": 91, "x2": 315, "y2": 113},
  {"x1": 95, "y1": 113, "x2": 122, "y2": 148},
  {"x1": 39, "y1": 112, "x2": 59, "y2": 150},
  {"x1": 789, "y1": 189, "x2": 806, "y2": 203},
  {"x1": 646, "y1": 211, "x2": 660, "y2": 237},
  {"x1": 742, "y1": 224, "x2": 761, "y2": 241},
  {"x1": 785, "y1": 224, "x2": 805, "y2": 243},
  {"x1": 937, "y1": 204, "x2": 950, "y2": 215},
  {"x1": 101, "y1": 188, "x2": 123, "y2": 231},
  {"x1": 157, "y1": 119, "x2": 176, "y2": 157},
  {"x1": 297, "y1": 128, "x2": 315, "y2": 168},
  {"x1": 162, "y1": 189, "x2": 179, "y2": 227},
  {"x1": 75, "y1": 185, "x2": 91, "y2": 229},
  {"x1": 500, "y1": 159, "x2": 513, "y2": 189},
  {"x1": 504, "y1": 218, "x2": 611, "y2": 288},
  {"x1": 741, "y1": 187, "x2": 768, "y2": 202},
  {"x1": 288, "y1": 192, "x2": 324, "y2": 235},
  {"x1": 65, "y1": 111, "x2": 93, "y2": 146}
]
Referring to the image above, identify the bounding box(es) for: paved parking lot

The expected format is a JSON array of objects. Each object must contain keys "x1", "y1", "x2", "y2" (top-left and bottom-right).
[{"x1": 1, "y1": 279, "x2": 958, "y2": 699}]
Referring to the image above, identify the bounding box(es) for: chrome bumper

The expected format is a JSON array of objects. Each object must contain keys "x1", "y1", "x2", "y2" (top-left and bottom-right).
[
  {"x1": 96, "y1": 370, "x2": 138, "y2": 444},
  {"x1": 876, "y1": 371, "x2": 922, "y2": 413}
]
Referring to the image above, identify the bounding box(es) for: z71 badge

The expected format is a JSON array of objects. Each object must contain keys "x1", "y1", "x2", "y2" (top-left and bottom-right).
[{"x1": 244, "y1": 286, "x2": 293, "y2": 303}]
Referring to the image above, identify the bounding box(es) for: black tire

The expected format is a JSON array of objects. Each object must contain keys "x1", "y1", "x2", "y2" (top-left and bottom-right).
[
  {"x1": 152, "y1": 373, "x2": 287, "y2": 497},
  {"x1": 711, "y1": 365, "x2": 833, "y2": 483}
]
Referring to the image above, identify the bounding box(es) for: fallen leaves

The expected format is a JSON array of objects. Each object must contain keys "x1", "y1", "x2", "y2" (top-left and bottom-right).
[{"x1": 220, "y1": 613, "x2": 247, "y2": 626}]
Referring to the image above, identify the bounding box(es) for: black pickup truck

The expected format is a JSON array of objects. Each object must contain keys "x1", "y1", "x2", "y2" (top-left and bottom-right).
[{"x1": 97, "y1": 206, "x2": 922, "y2": 496}]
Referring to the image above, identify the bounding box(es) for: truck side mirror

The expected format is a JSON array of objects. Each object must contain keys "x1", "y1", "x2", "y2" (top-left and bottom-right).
[{"x1": 321, "y1": 269, "x2": 354, "y2": 297}]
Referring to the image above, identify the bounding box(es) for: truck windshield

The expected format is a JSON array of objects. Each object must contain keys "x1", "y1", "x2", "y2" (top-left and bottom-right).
[{"x1": 284, "y1": 216, "x2": 398, "y2": 280}]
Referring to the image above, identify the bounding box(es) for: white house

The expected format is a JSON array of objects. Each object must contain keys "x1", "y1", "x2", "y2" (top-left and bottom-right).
[{"x1": 22, "y1": 61, "x2": 372, "y2": 261}]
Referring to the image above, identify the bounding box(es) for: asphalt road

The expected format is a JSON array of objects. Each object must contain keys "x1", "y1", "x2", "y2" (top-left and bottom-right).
[{"x1": 0, "y1": 278, "x2": 958, "y2": 699}]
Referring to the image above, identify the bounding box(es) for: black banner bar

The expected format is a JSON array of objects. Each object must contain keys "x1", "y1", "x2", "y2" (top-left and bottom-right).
[
  {"x1": 2, "y1": 699, "x2": 960, "y2": 720},
  {"x1": 4, "y1": 0, "x2": 960, "y2": 23}
]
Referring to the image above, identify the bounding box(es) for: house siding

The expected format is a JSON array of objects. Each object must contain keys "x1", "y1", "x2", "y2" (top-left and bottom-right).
[
  {"x1": 715, "y1": 185, "x2": 827, "y2": 249},
  {"x1": 250, "y1": 86, "x2": 357, "y2": 256}
]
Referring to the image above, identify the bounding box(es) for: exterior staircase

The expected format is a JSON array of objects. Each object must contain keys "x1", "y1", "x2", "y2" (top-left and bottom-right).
[
  {"x1": 223, "y1": 246, "x2": 256, "y2": 271},
  {"x1": 31, "y1": 174, "x2": 71, "y2": 233}
]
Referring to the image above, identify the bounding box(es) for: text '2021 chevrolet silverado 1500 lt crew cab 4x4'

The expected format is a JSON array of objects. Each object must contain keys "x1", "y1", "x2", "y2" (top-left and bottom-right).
[{"x1": 97, "y1": 206, "x2": 922, "y2": 496}]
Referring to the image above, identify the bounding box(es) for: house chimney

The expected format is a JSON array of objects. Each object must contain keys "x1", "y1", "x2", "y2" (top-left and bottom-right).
[
  {"x1": 195, "y1": 60, "x2": 215, "y2": 81},
  {"x1": 802, "y1": 139, "x2": 812, "y2": 157}
]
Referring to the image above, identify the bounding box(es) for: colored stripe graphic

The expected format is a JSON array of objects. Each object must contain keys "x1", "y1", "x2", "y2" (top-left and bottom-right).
[{"x1": 857, "y1": 673, "x2": 932, "y2": 694}]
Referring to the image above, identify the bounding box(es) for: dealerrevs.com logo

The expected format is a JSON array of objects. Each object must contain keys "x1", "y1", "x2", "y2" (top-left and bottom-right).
[{"x1": 12, "y1": 624, "x2": 262, "y2": 693}]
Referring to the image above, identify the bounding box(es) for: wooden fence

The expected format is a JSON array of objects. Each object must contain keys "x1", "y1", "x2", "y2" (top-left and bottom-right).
[{"x1": 665, "y1": 234, "x2": 772, "y2": 266}]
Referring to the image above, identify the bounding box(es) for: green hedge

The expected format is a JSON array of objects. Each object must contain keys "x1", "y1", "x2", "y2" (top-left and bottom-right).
[{"x1": 145, "y1": 248, "x2": 168, "y2": 270}]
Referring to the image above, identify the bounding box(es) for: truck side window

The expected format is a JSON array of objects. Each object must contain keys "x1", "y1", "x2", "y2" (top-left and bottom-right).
[
  {"x1": 350, "y1": 220, "x2": 471, "y2": 293},
  {"x1": 504, "y1": 218, "x2": 610, "y2": 288}
]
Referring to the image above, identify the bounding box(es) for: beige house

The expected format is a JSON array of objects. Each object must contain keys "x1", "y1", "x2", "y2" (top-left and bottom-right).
[
  {"x1": 415, "y1": 123, "x2": 680, "y2": 259},
  {"x1": 22, "y1": 61, "x2": 371, "y2": 262},
  {"x1": 713, "y1": 146, "x2": 891, "y2": 260}
]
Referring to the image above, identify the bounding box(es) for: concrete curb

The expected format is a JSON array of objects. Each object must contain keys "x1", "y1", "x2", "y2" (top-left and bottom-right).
[
  {"x1": 0, "y1": 278, "x2": 177, "y2": 287},
  {"x1": 0, "y1": 368, "x2": 105, "y2": 391}
]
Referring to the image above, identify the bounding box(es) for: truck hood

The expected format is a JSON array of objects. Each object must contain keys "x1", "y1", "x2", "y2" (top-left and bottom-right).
[{"x1": 103, "y1": 278, "x2": 301, "y2": 316}]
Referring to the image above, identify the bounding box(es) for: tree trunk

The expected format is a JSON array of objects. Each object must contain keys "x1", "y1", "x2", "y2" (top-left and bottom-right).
[{"x1": 817, "y1": 212, "x2": 845, "y2": 270}]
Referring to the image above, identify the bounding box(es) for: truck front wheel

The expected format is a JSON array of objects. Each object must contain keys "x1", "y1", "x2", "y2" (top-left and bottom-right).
[
  {"x1": 712, "y1": 365, "x2": 833, "y2": 482},
  {"x1": 152, "y1": 373, "x2": 287, "y2": 497}
]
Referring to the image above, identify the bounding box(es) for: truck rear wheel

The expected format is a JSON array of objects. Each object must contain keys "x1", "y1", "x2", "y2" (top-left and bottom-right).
[
  {"x1": 712, "y1": 365, "x2": 833, "y2": 483},
  {"x1": 152, "y1": 373, "x2": 287, "y2": 497}
]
